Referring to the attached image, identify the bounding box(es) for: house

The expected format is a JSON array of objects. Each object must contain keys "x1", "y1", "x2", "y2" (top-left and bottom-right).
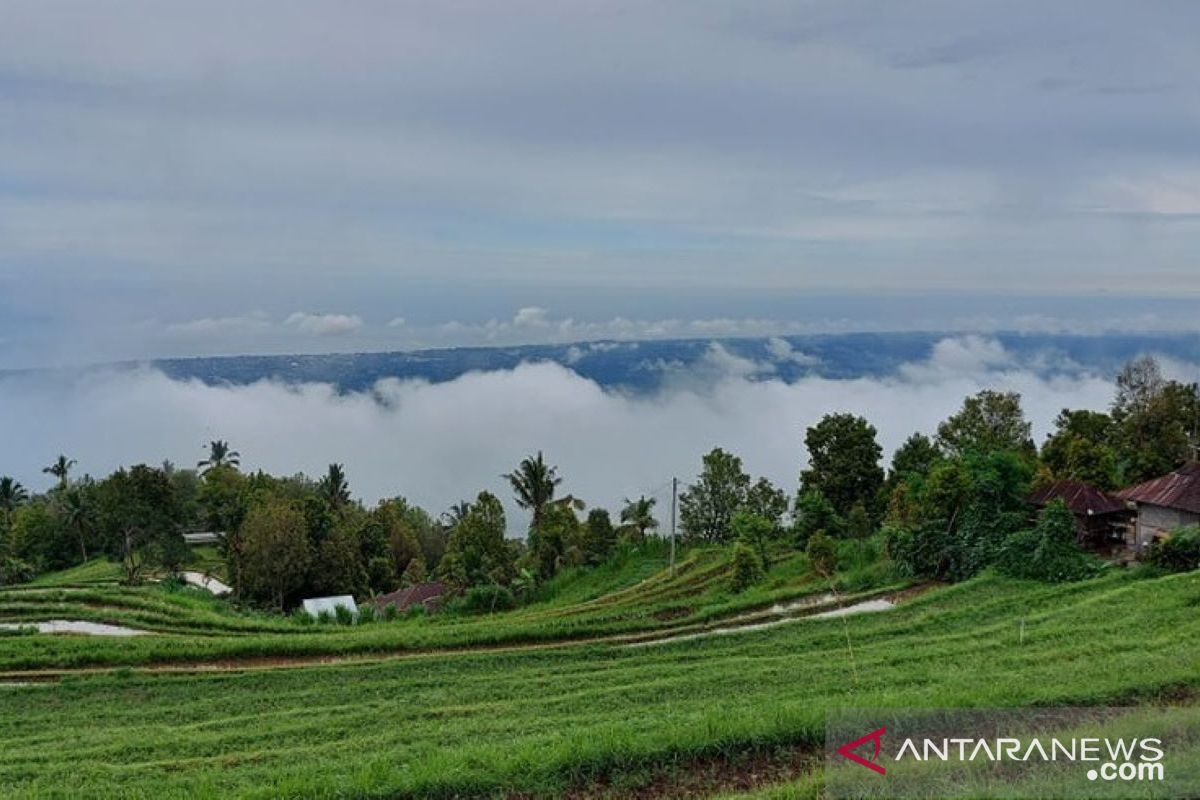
[
  {"x1": 301, "y1": 595, "x2": 358, "y2": 618},
  {"x1": 1117, "y1": 462, "x2": 1200, "y2": 554},
  {"x1": 370, "y1": 582, "x2": 447, "y2": 614},
  {"x1": 1029, "y1": 479, "x2": 1131, "y2": 550}
]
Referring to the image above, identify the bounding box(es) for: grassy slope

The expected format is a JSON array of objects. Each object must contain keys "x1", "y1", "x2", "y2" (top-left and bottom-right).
[
  {"x1": 0, "y1": 542, "x2": 893, "y2": 670},
  {"x1": 1, "y1": 569, "x2": 1198, "y2": 798}
]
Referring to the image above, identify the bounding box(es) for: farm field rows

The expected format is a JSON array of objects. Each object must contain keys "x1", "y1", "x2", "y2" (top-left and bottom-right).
[{"x1": 3, "y1": 567, "x2": 1199, "y2": 798}]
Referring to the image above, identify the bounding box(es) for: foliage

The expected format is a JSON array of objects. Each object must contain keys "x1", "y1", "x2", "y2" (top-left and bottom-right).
[
  {"x1": 792, "y1": 489, "x2": 842, "y2": 545},
  {"x1": 619, "y1": 495, "x2": 658, "y2": 541},
  {"x1": 95, "y1": 465, "x2": 183, "y2": 584},
  {"x1": 679, "y1": 448, "x2": 751, "y2": 542},
  {"x1": 805, "y1": 531, "x2": 838, "y2": 576},
  {"x1": 728, "y1": 541, "x2": 764, "y2": 592},
  {"x1": 1145, "y1": 526, "x2": 1200, "y2": 573},
  {"x1": 888, "y1": 433, "x2": 942, "y2": 487},
  {"x1": 240, "y1": 499, "x2": 312, "y2": 610},
  {"x1": 936, "y1": 390, "x2": 1035, "y2": 460},
  {"x1": 0, "y1": 555, "x2": 35, "y2": 586},
  {"x1": 318, "y1": 463, "x2": 352, "y2": 510},
  {"x1": 995, "y1": 499, "x2": 1099, "y2": 582},
  {"x1": 731, "y1": 511, "x2": 774, "y2": 570},
  {"x1": 198, "y1": 440, "x2": 240, "y2": 474},
  {"x1": 582, "y1": 508, "x2": 617, "y2": 566},
  {"x1": 1110, "y1": 356, "x2": 1197, "y2": 484},
  {"x1": 439, "y1": 491, "x2": 514, "y2": 589},
  {"x1": 451, "y1": 584, "x2": 517, "y2": 614},
  {"x1": 315, "y1": 524, "x2": 368, "y2": 598},
  {"x1": 1039, "y1": 409, "x2": 1119, "y2": 490},
  {"x1": 743, "y1": 477, "x2": 789, "y2": 530},
  {"x1": 800, "y1": 413, "x2": 884, "y2": 518},
  {"x1": 504, "y1": 451, "x2": 562, "y2": 530}
]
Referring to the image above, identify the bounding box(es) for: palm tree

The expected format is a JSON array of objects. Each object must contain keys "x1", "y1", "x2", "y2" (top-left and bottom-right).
[
  {"x1": 319, "y1": 463, "x2": 351, "y2": 510},
  {"x1": 504, "y1": 451, "x2": 562, "y2": 530},
  {"x1": 42, "y1": 455, "x2": 76, "y2": 489},
  {"x1": 58, "y1": 486, "x2": 92, "y2": 562},
  {"x1": 441, "y1": 500, "x2": 472, "y2": 528},
  {"x1": 620, "y1": 495, "x2": 659, "y2": 540},
  {"x1": 198, "y1": 440, "x2": 240, "y2": 473},
  {"x1": 0, "y1": 477, "x2": 28, "y2": 527}
]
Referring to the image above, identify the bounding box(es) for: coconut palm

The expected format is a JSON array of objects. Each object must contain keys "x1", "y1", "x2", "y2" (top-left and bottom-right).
[
  {"x1": 42, "y1": 455, "x2": 76, "y2": 489},
  {"x1": 58, "y1": 485, "x2": 93, "y2": 562},
  {"x1": 198, "y1": 440, "x2": 240, "y2": 473},
  {"x1": 318, "y1": 463, "x2": 351, "y2": 510},
  {"x1": 441, "y1": 500, "x2": 473, "y2": 528},
  {"x1": 503, "y1": 451, "x2": 562, "y2": 530},
  {"x1": 0, "y1": 477, "x2": 28, "y2": 526},
  {"x1": 620, "y1": 495, "x2": 659, "y2": 540}
]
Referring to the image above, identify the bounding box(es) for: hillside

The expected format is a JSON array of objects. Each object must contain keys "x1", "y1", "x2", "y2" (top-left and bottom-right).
[{"x1": 1, "y1": 551, "x2": 1198, "y2": 798}]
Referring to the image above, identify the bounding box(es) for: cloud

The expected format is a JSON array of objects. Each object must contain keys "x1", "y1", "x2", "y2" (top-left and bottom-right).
[
  {"x1": 0, "y1": 338, "x2": 1121, "y2": 532},
  {"x1": 386, "y1": 317, "x2": 406, "y2": 329},
  {"x1": 766, "y1": 337, "x2": 820, "y2": 366},
  {"x1": 283, "y1": 312, "x2": 364, "y2": 336},
  {"x1": 163, "y1": 313, "x2": 271, "y2": 337},
  {"x1": 512, "y1": 307, "x2": 551, "y2": 328}
]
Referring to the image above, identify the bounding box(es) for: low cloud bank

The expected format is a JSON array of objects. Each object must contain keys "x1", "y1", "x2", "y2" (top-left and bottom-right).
[{"x1": 0, "y1": 338, "x2": 1121, "y2": 528}]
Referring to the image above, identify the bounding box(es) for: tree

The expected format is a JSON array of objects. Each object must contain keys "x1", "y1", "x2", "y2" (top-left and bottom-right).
[
  {"x1": 1110, "y1": 357, "x2": 1195, "y2": 484},
  {"x1": 582, "y1": 508, "x2": 617, "y2": 565},
  {"x1": 846, "y1": 503, "x2": 873, "y2": 541},
  {"x1": 57, "y1": 483, "x2": 95, "y2": 563},
  {"x1": 888, "y1": 433, "x2": 942, "y2": 487},
  {"x1": 198, "y1": 440, "x2": 240, "y2": 473},
  {"x1": 996, "y1": 499, "x2": 1097, "y2": 582},
  {"x1": 805, "y1": 531, "x2": 838, "y2": 577},
  {"x1": 936, "y1": 391, "x2": 1035, "y2": 460},
  {"x1": 528, "y1": 502, "x2": 583, "y2": 578},
  {"x1": 315, "y1": 524, "x2": 367, "y2": 598},
  {"x1": 0, "y1": 477, "x2": 28, "y2": 528},
  {"x1": 728, "y1": 541, "x2": 764, "y2": 593},
  {"x1": 1040, "y1": 409, "x2": 1119, "y2": 490},
  {"x1": 744, "y1": 478, "x2": 789, "y2": 531},
  {"x1": 95, "y1": 465, "x2": 182, "y2": 583},
  {"x1": 679, "y1": 448, "x2": 750, "y2": 542},
  {"x1": 504, "y1": 451, "x2": 562, "y2": 531},
  {"x1": 732, "y1": 511, "x2": 774, "y2": 570},
  {"x1": 439, "y1": 491, "x2": 513, "y2": 589},
  {"x1": 793, "y1": 489, "x2": 842, "y2": 545},
  {"x1": 619, "y1": 495, "x2": 658, "y2": 541},
  {"x1": 318, "y1": 463, "x2": 352, "y2": 511},
  {"x1": 800, "y1": 414, "x2": 884, "y2": 519},
  {"x1": 240, "y1": 499, "x2": 312, "y2": 610},
  {"x1": 42, "y1": 455, "x2": 76, "y2": 490}
]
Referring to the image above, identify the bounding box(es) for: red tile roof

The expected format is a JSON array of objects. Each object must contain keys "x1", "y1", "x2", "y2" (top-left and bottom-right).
[
  {"x1": 1116, "y1": 463, "x2": 1200, "y2": 515},
  {"x1": 371, "y1": 582, "x2": 446, "y2": 612},
  {"x1": 1030, "y1": 479, "x2": 1127, "y2": 516}
]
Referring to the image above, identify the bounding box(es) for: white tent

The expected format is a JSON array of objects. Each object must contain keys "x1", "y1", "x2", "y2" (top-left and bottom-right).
[{"x1": 301, "y1": 595, "x2": 358, "y2": 618}]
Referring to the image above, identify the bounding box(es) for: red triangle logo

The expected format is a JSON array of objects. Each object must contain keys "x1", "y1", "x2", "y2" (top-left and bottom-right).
[{"x1": 836, "y1": 726, "x2": 887, "y2": 775}]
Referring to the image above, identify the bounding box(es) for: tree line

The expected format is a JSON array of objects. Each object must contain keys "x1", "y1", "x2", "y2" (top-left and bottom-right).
[{"x1": 1, "y1": 355, "x2": 1196, "y2": 604}]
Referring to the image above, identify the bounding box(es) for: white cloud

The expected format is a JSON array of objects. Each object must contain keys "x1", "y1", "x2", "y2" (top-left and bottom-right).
[
  {"x1": 283, "y1": 312, "x2": 364, "y2": 336},
  {"x1": 386, "y1": 317, "x2": 406, "y2": 328},
  {"x1": 512, "y1": 307, "x2": 551, "y2": 328},
  {"x1": 766, "y1": 337, "x2": 820, "y2": 366},
  {"x1": 164, "y1": 313, "x2": 271, "y2": 337},
  {"x1": 0, "y1": 338, "x2": 1121, "y2": 532}
]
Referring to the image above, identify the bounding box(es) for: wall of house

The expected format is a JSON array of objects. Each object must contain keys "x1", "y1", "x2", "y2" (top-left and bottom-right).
[{"x1": 1134, "y1": 504, "x2": 1200, "y2": 551}]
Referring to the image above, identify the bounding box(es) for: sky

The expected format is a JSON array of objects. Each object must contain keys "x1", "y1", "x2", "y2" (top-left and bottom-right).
[{"x1": 3, "y1": 1, "x2": 1200, "y2": 367}]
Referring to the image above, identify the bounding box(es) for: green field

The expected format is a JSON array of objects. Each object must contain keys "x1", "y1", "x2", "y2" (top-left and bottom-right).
[{"x1": 2, "y1": 549, "x2": 1199, "y2": 799}]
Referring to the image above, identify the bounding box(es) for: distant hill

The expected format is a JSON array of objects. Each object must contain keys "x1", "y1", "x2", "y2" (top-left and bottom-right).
[{"x1": 8, "y1": 332, "x2": 1200, "y2": 392}]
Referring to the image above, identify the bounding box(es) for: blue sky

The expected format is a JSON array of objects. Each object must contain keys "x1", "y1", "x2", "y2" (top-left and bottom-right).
[{"x1": 2, "y1": 1, "x2": 1200, "y2": 367}]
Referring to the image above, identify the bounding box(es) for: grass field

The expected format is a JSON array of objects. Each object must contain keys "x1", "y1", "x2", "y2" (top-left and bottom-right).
[{"x1": 2, "y1": 555, "x2": 1198, "y2": 799}]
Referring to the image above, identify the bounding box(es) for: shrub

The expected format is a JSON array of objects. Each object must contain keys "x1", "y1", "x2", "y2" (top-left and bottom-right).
[
  {"x1": 995, "y1": 499, "x2": 1098, "y2": 583},
  {"x1": 805, "y1": 531, "x2": 837, "y2": 577},
  {"x1": 0, "y1": 556, "x2": 35, "y2": 586},
  {"x1": 728, "y1": 542, "x2": 764, "y2": 593},
  {"x1": 451, "y1": 584, "x2": 516, "y2": 615},
  {"x1": 333, "y1": 604, "x2": 357, "y2": 625},
  {"x1": 1146, "y1": 526, "x2": 1200, "y2": 573}
]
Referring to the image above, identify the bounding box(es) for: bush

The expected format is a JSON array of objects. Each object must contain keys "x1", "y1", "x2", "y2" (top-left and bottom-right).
[
  {"x1": 1146, "y1": 526, "x2": 1200, "y2": 573},
  {"x1": 333, "y1": 604, "x2": 357, "y2": 625},
  {"x1": 0, "y1": 556, "x2": 35, "y2": 586},
  {"x1": 450, "y1": 584, "x2": 516, "y2": 615},
  {"x1": 805, "y1": 531, "x2": 838, "y2": 577},
  {"x1": 728, "y1": 542, "x2": 764, "y2": 593},
  {"x1": 995, "y1": 499, "x2": 1098, "y2": 583}
]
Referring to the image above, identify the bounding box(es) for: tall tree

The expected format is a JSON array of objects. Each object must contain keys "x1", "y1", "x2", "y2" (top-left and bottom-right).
[
  {"x1": 1110, "y1": 357, "x2": 1196, "y2": 483},
  {"x1": 679, "y1": 448, "x2": 750, "y2": 543},
  {"x1": 936, "y1": 390, "x2": 1035, "y2": 460},
  {"x1": 198, "y1": 440, "x2": 240, "y2": 474},
  {"x1": 888, "y1": 433, "x2": 942, "y2": 486},
  {"x1": 318, "y1": 463, "x2": 352, "y2": 510},
  {"x1": 95, "y1": 465, "x2": 182, "y2": 583},
  {"x1": 744, "y1": 477, "x2": 789, "y2": 531},
  {"x1": 800, "y1": 413, "x2": 884, "y2": 518},
  {"x1": 1040, "y1": 409, "x2": 1119, "y2": 490},
  {"x1": 439, "y1": 491, "x2": 513, "y2": 589},
  {"x1": 619, "y1": 495, "x2": 658, "y2": 541},
  {"x1": 57, "y1": 484, "x2": 94, "y2": 563},
  {"x1": 582, "y1": 508, "x2": 617, "y2": 565},
  {"x1": 504, "y1": 451, "x2": 562, "y2": 530},
  {"x1": 0, "y1": 477, "x2": 28, "y2": 528},
  {"x1": 42, "y1": 455, "x2": 76, "y2": 489},
  {"x1": 239, "y1": 499, "x2": 312, "y2": 611}
]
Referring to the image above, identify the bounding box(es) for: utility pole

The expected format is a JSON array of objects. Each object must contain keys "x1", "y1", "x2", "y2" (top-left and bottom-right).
[{"x1": 669, "y1": 476, "x2": 678, "y2": 576}]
